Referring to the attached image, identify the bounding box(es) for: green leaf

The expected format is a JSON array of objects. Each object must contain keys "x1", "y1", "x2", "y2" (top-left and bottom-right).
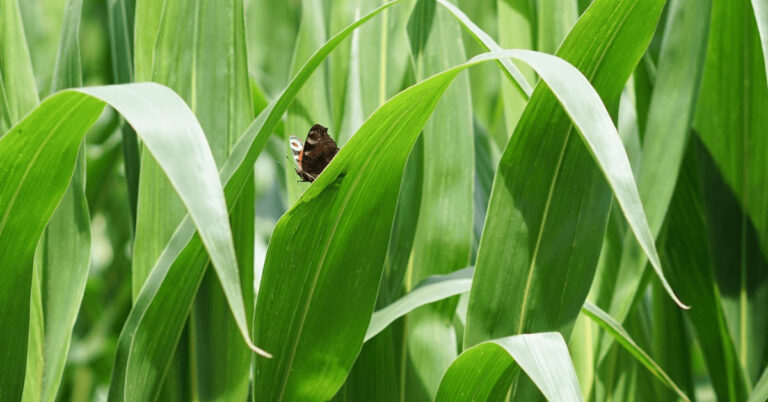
[
  {"x1": 438, "y1": 0, "x2": 532, "y2": 98},
  {"x1": 0, "y1": 82, "x2": 251, "y2": 401},
  {"x1": 23, "y1": 1, "x2": 91, "y2": 401},
  {"x1": 254, "y1": 44, "x2": 687, "y2": 399},
  {"x1": 435, "y1": 332, "x2": 583, "y2": 401},
  {"x1": 494, "y1": 0, "x2": 536, "y2": 146},
  {"x1": 0, "y1": 0, "x2": 39, "y2": 134},
  {"x1": 403, "y1": 2, "x2": 474, "y2": 397},
  {"x1": 106, "y1": 0, "x2": 138, "y2": 226},
  {"x1": 365, "y1": 267, "x2": 690, "y2": 399},
  {"x1": 101, "y1": 4, "x2": 401, "y2": 400},
  {"x1": 466, "y1": 0, "x2": 682, "y2": 354},
  {"x1": 366, "y1": 267, "x2": 473, "y2": 342},
  {"x1": 253, "y1": 44, "x2": 456, "y2": 402},
  {"x1": 406, "y1": 0, "x2": 436, "y2": 59},
  {"x1": 749, "y1": 366, "x2": 768, "y2": 402},
  {"x1": 751, "y1": 0, "x2": 768, "y2": 83},
  {"x1": 694, "y1": 0, "x2": 768, "y2": 264},
  {"x1": 536, "y1": 0, "x2": 578, "y2": 54},
  {"x1": 131, "y1": 1, "x2": 256, "y2": 399}
]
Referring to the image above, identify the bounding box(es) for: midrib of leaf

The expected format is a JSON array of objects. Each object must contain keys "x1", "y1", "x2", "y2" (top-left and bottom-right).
[
  {"x1": 514, "y1": 127, "x2": 572, "y2": 334},
  {"x1": 510, "y1": 3, "x2": 635, "y2": 335},
  {"x1": 0, "y1": 98, "x2": 88, "y2": 234},
  {"x1": 277, "y1": 114, "x2": 408, "y2": 401}
]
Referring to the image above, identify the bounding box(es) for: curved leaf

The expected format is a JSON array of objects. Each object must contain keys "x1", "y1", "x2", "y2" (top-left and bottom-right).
[
  {"x1": 436, "y1": 0, "x2": 531, "y2": 97},
  {"x1": 0, "y1": 82, "x2": 251, "y2": 401},
  {"x1": 582, "y1": 302, "x2": 690, "y2": 401},
  {"x1": 749, "y1": 367, "x2": 768, "y2": 402},
  {"x1": 103, "y1": 3, "x2": 401, "y2": 400},
  {"x1": 365, "y1": 267, "x2": 473, "y2": 342},
  {"x1": 365, "y1": 268, "x2": 690, "y2": 400},
  {"x1": 435, "y1": 333, "x2": 583, "y2": 402},
  {"x1": 254, "y1": 46, "x2": 683, "y2": 399},
  {"x1": 465, "y1": 0, "x2": 678, "y2": 357}
]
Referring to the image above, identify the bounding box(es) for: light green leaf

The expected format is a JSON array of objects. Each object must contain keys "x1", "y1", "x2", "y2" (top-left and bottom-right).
[
  {"x1": 366, "y1": 267, "x2": 473, "y2": 342},
  {"x1": 0, "y1": 0, "x2": 39, "y2": 133},
  {"x1": 435, "y1": 332, "x2": 583, "y2": 402},
  {"x1": 751, "y1": 0, "x2": 768, "y2": 83},
  {"x1": 749, "y1": 366, "x2": 768, "y2": 402},
  {"x1": 537, "y1": 0, "x2": 578, "y2": 54}
]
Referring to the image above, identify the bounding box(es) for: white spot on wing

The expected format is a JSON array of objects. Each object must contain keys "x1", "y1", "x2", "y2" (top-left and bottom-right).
[{"x1": 289, "y1": 136, "x2": 303, "y2": 152}]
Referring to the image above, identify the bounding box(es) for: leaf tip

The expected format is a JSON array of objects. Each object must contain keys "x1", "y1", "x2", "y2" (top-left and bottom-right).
[{"x1": 247, "y1": 340, "x2": 273, "y2": 358}]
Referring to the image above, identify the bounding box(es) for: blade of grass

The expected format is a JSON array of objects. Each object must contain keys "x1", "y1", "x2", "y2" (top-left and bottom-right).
[{"x1": 435, "y1": 333, "x2": 583, "y2": 401}]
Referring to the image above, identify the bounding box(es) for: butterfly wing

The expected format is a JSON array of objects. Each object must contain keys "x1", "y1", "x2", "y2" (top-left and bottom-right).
[
  {"x1": 289, "y1": 135, "x2": 304, "y2": 169},
  {"x1": 301, "y1": 124, "x2": 339, "y2": 176}
]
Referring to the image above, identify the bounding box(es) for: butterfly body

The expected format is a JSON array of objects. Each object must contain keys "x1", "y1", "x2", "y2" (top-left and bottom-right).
[{"x1": 289, "y1": 124, "x2": 339, "y2": 182}]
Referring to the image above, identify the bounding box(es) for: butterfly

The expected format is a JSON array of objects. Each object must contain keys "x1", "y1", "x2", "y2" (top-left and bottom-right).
[{"x1": 289, "y1": 124, "x2": 339, "y2": 182}]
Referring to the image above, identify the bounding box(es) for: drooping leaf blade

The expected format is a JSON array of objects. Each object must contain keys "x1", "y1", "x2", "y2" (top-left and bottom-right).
[
  {"x1": 0, "y1": 82, "x2": 252, "y2": 401},
  {"x1": 435, "y1": 333, "x2": 583, "y2": 402},
  {"x1": 465, "y1": 0, "x2": 678, "y2": 358},
  {"x1": 102, "y1": 4, "x2": 402, "y2": 400}
]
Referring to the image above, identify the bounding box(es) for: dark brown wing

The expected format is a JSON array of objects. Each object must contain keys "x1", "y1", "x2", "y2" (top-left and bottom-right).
[{"x1": 301, "y1": 124, "x2": 339, "y2": 177}]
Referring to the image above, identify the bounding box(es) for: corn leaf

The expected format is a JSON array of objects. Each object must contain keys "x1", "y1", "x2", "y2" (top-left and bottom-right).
[
  {"x1": 0, "y1": 82, "x2": 246, "y2": 402},
  {"x1": 435, "y1": 333, "x2": 583, "y2": 401},
  {"x1": 465, "y1": 0, "x2": 680, "y2": 356},
  {"x1": 597, "y1": 0, "x2": 713, "y2": 359}
]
